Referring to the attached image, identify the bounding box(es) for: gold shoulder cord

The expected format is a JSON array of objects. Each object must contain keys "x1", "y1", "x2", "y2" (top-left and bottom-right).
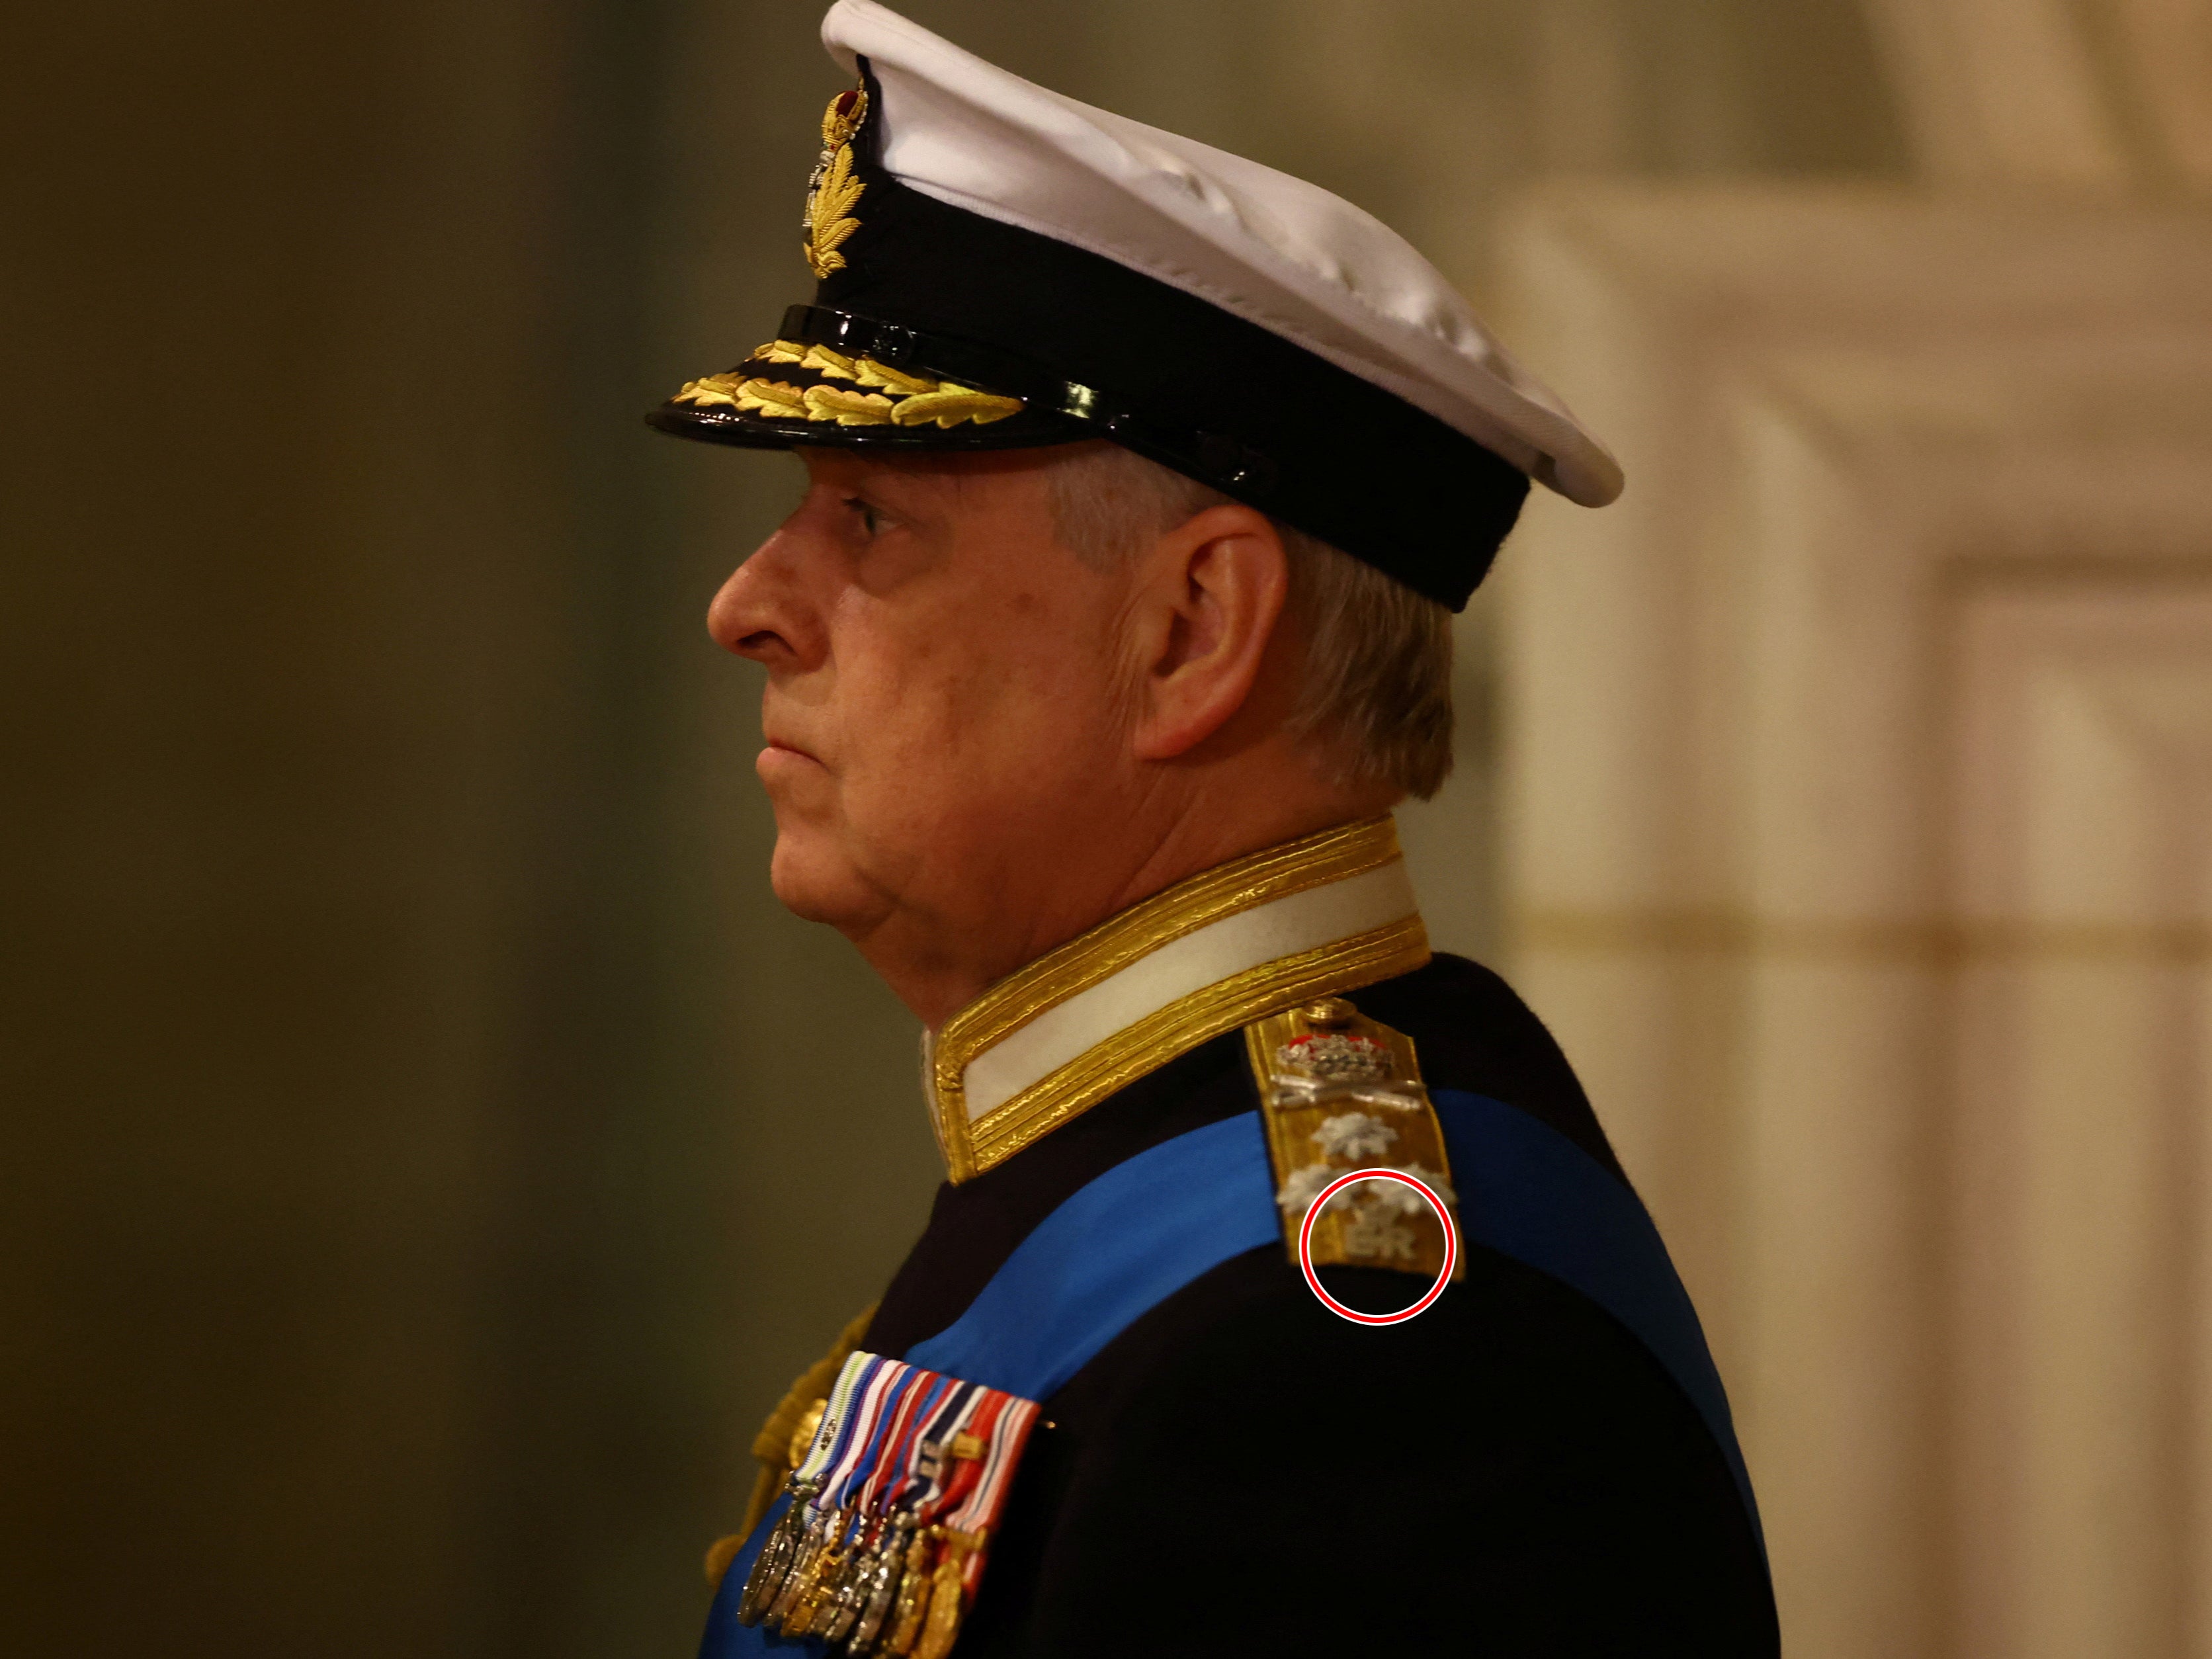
[
  {"x1": 1246, "y1": 998, "x2": 1465, "y2": 1282},
  {"x1": 705, "y1": 1303, "x2": 878, "y2": 1590}
]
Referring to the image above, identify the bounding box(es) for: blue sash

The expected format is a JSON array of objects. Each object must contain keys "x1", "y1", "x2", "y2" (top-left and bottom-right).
[{"x1": 700, "y1": 1091, "x2": 1762, "y2": 1656}]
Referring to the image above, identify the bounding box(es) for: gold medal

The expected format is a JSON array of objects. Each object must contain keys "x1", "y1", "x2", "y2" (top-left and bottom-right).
[
  {"x1": 883, "y1": 1525, "x2": 936, "y2": 1656},
  {"x1": 783, "y1": 1524, "x2": 850, "y2": 1638},
  {"x1": 912, "y1": 1531, "x2": 982, "y2": 1659},
  {"x1": 767, "y1": 1505, "x2": 837, "y2": 1631}
]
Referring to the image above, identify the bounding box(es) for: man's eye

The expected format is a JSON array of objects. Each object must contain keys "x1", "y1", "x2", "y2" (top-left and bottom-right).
[{"x1": 845, "y1": 496, "x2": 884, "y2": 536}]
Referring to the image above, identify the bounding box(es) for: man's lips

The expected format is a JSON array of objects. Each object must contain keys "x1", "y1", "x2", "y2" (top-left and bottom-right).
[{"x1": 762, "y1": 736, "x2": 823, "y2": 766}]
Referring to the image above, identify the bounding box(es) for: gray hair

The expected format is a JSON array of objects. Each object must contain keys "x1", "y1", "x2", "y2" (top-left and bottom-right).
[{"x1": 1046, "y1": 443, "x2": 1454, "y2": 800}]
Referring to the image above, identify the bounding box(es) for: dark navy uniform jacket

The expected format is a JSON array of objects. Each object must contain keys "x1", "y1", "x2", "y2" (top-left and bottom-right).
[{"x1": 855, "y1": 954, "x2": 1776, "y2": 1657}]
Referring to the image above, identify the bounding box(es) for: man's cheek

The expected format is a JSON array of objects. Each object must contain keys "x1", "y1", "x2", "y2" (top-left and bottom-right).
[{"x1": 860, "y1": 681, "x2": 986, "y2": 773}]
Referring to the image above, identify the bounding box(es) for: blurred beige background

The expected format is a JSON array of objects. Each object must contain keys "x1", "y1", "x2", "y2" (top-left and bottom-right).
[{"x1": 5, "y1": 3, "x2": 2206, "y2": 1657}]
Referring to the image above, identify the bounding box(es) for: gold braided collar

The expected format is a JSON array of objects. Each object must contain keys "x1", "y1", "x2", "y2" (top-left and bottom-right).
[{"x1": 926, "y1": 817, "x2": 1430, "y2": 1181}]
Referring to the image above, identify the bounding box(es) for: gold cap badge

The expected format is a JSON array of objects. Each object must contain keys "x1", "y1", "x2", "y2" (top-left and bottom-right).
[{"x1": 804, "y1": 85, "x2": 869, "y2": 279}]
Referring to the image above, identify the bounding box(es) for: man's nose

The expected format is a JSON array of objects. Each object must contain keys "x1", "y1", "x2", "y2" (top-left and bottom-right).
[{"x1": 707, "y1": 531, "x2": 818, "y2": 669}]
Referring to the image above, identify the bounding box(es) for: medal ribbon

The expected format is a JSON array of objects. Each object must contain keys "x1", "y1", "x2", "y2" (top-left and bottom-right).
[
  {"x1": 919, "y1": 1388, "x2": 1007, "y2": 1527},
  {"x1": 795, "y1": 1349, "x2": 874, "y2": 1488},
  {"x1": 830, "y1": 1359, "x2": 922, "y2": 1512},
  {"x1": 891, "y1": 1381, "x2": 980, "y2": 1517},
  {"x1": 942, "y1": 1391, "x2": 1039, "y2": 1595},
  {"x1": 859, "y1": 1371, "x2": 952, "y2": 1515},
  {"x1": 725, "y1": 1351, "x2": 1044, "y2": 1655},
  {"x1": 943, "y1": 1392, "x2": 1037, "y2": 1535},
  {"x1": 812, "y1": 1355, "x2": 899, "y2": 1513}
]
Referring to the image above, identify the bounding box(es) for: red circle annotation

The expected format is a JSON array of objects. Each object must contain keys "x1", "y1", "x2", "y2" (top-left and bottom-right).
[{"x1": 1295, "y1": 1167, "x2": 1459, "y2": 1326}]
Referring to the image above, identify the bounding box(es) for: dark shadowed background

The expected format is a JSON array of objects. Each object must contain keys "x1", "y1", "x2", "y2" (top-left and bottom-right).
[{"x1": 3, "y1": 5, "x2": 1901, "y2": 1655}]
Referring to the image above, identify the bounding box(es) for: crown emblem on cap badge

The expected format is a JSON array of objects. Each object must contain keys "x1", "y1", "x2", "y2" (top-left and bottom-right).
[{"x1": 803, "y1": 86, "x2": 869, "y2": 280}]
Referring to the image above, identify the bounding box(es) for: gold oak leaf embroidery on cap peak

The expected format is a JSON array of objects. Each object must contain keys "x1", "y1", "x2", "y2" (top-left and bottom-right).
[
  {"x1": 853, "y1": 358, "x2": 935, "y2": 396},
  {"x1": 802, "y1": 384, "x2": 898, "y2": 425},
  {"x1": 672, "y1": 372, "x2": 747, "y2": 409},
  {"x1": 667, "y1": 357, "x2": 1024, "y2": 429},
  {"x1": 734, "y1": 380, "x2": 808, "y2": 418},
  {"x1": 890, "y1": 385, "x2": 1024, "y2": 429},
  {"x1": 800, "y1": 343, "x2": 861, "y2": 380}
]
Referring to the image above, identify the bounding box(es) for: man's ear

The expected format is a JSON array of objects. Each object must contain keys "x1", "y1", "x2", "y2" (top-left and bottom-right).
[{"x1": 1123, "y1": 502, "x2": 1292, "y2": 762}]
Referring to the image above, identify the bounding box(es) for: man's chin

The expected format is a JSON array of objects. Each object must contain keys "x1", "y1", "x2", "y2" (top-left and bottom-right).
[{"x1": 766, "y1": 830, "x2": 881, "y2": 935}]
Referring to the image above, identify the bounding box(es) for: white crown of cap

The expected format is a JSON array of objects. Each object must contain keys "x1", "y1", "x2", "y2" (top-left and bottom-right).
[{"x1": 821, "y1": 0, "x2": 1623, "y2": 507}]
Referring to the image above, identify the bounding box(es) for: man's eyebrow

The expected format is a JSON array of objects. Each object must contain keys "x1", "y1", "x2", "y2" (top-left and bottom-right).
[{"x1": 845, "y1": 458, "x2": 970, "y2": 505}]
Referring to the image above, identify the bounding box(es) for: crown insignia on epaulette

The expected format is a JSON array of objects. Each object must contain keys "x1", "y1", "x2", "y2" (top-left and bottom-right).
[{"x1": 1275, "y1": 1031, "x2": 1392, "y2": 1082}]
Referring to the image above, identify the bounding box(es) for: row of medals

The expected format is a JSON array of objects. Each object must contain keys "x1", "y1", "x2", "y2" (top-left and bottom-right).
[{"x1": 738, "y1": 1474, "x2": 984, "y2": 1659}]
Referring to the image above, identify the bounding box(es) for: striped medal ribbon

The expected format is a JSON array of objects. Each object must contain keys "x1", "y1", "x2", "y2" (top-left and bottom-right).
[
  {"x1": 816, "y1": 1369, "x2": 951, "y2": 1645},
  {"x1": 878, "y1": 1384, "x2": 1011, "y2": 1659},
  {"x1": 738, "y1": 1350, "x2": 877, "y2": 1625},
  {"x1": 759, "y1": 1354, "x2": 901, "y2": 1629},
  {"x1": 847, "y1": 1379, "x2": 977, "y2": 1656},
  {"x1": 826, "y1": 1372, "x2": 959, "y2": 1650},
  {"x1": 908, "y1": 1390, "x2": 1040, "y2": 1659},
  {"x1": 740, "y1": 1353, "x2": 1042, "y2": 1658},
  {"x1": 783, "y1": 1359, "x2": 929, "y2": 1638}
]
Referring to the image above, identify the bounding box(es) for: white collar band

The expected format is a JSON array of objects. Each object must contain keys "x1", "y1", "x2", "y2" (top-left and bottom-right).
[{"x1": 924, "y1": 818, "x2": 1429, "y2": 1181}]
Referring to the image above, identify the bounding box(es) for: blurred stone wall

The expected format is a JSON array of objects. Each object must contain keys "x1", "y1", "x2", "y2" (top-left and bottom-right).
[
  {"x1": 2, "y1": 4, "x2": 1898, "y2": 1656},
  {"x1": 1494, "y1": 5, "x2": 2212, "y2": 1656}
]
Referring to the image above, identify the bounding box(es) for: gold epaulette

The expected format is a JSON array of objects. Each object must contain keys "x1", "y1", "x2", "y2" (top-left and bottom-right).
[{"x1": 1244, "y1": 998, "x2": 1464, "y2": 1281}]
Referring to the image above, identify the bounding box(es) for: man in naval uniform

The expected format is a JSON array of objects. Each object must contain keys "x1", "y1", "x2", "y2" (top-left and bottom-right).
[{"x1": 652, "y1": 4, "x2": 1778, "y2": 1654}]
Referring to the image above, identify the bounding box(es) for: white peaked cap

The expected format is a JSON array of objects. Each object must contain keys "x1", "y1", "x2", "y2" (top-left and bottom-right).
[{"x1": 820, "y1": 0, "x2": 1623, "y2": 507}]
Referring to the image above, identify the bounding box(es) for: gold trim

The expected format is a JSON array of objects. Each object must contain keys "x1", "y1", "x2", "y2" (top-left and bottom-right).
[
  {"x1": 964, "y1": 916, "x2": 1432, "y2": 1176},
  {"x1": 929, "y1": 816, "x2": 1422, "y2": 1180},
  {"x1": 942, "y1": 818, "x2": 1401, "y2": 1073}
]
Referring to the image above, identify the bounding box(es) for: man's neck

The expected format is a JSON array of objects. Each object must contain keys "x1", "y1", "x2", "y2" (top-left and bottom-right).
[{"x1": 859, "y1": 779, "x2": 1402, "y2": 1030}]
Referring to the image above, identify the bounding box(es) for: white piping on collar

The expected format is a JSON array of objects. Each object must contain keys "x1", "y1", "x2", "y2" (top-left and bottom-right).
[{"x1": 955, "y1": 857, "x2": 1419, "y2": 1123}]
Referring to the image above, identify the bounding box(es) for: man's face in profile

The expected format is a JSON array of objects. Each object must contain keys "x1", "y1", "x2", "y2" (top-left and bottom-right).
[{"x1": 707, "y1": 446, "x2": 1134, "y2": 960}]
